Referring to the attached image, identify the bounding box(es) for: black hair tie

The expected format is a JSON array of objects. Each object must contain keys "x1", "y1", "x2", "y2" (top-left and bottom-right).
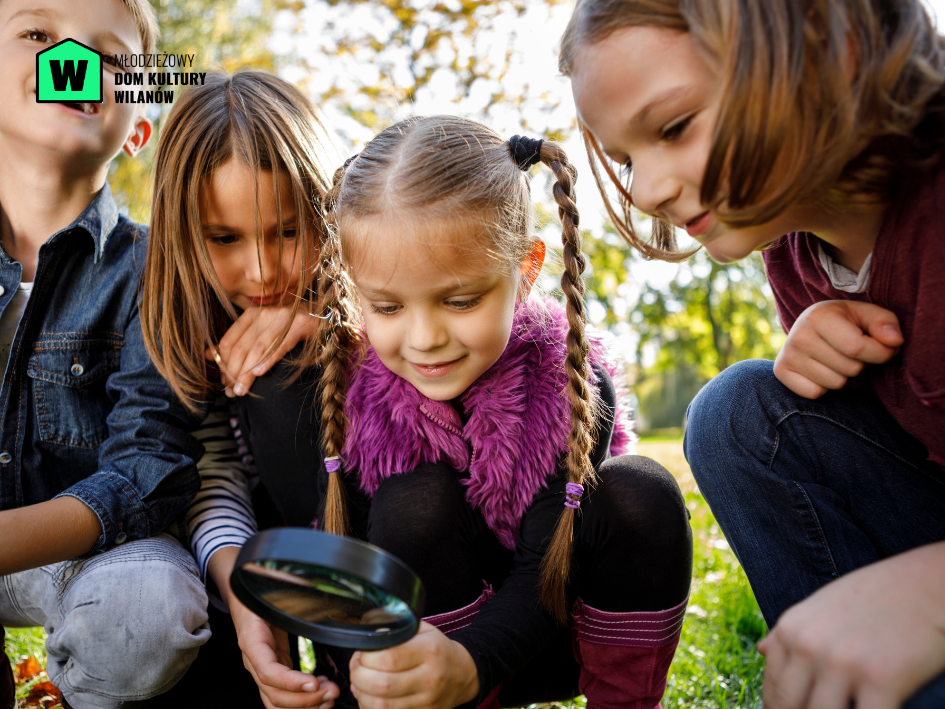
[{"x1": 509, "y1": 135, "x2": 543, "y2": 171}]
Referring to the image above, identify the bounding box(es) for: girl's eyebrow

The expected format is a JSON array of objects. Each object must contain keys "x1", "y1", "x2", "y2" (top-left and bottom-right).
[
  {"x1": 630, "y1": 87, "x2": 694, "y2": 129},
  {"x1": 200, "y1": 217, "x2": 299, "y2": 233},
  {"x1": 358, "y1": 274, "x2": 496, "y2": 298}
]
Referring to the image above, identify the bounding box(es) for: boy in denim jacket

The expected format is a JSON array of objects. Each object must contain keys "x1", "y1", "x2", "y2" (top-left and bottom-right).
[{"x1": 0, "y1": 1, "x2": 210, "y2": 707}]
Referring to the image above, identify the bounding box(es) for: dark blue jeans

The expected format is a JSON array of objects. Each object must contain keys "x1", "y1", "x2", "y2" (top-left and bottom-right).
[{"x1": 684, "y1": 359, "x2": 945, "y2": 708}]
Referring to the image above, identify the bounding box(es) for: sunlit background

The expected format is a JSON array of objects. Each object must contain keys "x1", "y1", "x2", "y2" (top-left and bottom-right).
[
  {"x1": 117, "y1": 0, "x2": 945, "y2": 430},
  {"x1": 8, "y1": 5, "x2": 944, "y2": 709}
]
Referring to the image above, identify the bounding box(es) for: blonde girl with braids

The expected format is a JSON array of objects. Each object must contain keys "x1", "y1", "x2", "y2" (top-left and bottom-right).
[
  {"x1": 560, "y1": 1, "x2": 945, "y2": 707},
  {"x1": 141, "y1": 71, "x2": 347, "y2": 709},
  {"x1": 314, "y1": 115, "x2": 691, "y2": 709}
]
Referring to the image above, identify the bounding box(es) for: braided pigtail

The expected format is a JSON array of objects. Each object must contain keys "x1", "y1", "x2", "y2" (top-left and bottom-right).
[
  {"x1": 538, "y1": 142, "x2": 596, "y2": 625},
  {"x1": 315, "y1": 160, "x2": 362, "y2": 536}
]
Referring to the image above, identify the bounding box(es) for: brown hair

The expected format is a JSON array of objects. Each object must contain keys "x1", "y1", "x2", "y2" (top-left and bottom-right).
[
  {"x1": 322, "y1": 116, "x2": 594, "y2": 624},
  {"x1": 141, "y1": 70, "x2": 341, "y2": 411},
  {"x1": 559, "y1": 0, "x2": 945, "y2": 260}
]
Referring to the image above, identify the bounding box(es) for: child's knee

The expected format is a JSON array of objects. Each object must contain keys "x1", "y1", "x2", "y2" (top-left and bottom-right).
[
  {"x1": 369, "y1": 464, "x2": 469, "y2": 548},
  {"x1": 593, "y1": 456, "x2": 690, "y2": 543},
  {"x1": 46, "y1": 535, "x2": 210, "y2": 704},
  {"x1": 684, "y1": 359, "x2": 781, "y2": 479}
]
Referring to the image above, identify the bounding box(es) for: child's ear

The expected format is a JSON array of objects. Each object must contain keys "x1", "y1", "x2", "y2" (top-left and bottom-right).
[
  {"x1": 122, "y1": 115, "x2": 152, "y2": 158},
  {"x1": 518, "y1": 239, "x2": 545, "y2": 301}
]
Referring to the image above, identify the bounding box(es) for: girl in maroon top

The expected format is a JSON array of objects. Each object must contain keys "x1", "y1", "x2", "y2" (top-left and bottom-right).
[{"x1": 558, "y1": 1, "x2": 945, "y2": 708}]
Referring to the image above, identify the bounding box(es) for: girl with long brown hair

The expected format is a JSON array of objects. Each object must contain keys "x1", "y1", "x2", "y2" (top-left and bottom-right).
[
  {"x1": 560, "y1": 1, "x2": 945, "y2": 706},
  {"x1": 140, "y1": 70, "x2": 348, "y2": 709},
  {"x1": 313, "y1": 115, "x2": 692, "y2": 709}
]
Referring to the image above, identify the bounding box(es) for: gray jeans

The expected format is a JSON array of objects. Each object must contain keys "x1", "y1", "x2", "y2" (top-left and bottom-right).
[{"x1": 1, "y1": 534, "x2": 210, "y2": 709}]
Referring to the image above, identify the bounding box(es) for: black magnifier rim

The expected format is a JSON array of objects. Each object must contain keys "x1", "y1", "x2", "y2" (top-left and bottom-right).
[{"x1": 231, "y1": 528, "x2": 426, "y2": 649}]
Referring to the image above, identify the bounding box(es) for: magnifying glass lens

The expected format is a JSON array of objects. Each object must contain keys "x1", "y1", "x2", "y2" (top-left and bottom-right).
[
  {"x1": 239, "y1": 561, "x2": 411, "y2": 629},
  {"x1": 231, "y1": 529, "x2": 426, "y2": 649}
]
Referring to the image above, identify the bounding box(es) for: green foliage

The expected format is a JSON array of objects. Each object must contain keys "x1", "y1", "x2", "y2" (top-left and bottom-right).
[
  {"x1": 633, "y1": 250, "x2": 783, "y2": 380},
  {"x1": 3, "y1": 627, "x2": 46, "y2": 669}
]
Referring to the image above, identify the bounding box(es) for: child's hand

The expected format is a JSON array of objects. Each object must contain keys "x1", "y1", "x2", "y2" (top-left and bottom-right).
[
  {"x1": 207, "y1": 306, "x2": 318, "y2": 397},
  {"x1": 230, "y1": 600, "x2": 340, "y2": 709},
  {"x1": 773, "y1": 301, "x2": 903, "y2": 399},
  {"x1": 348, "y1": 622, "x2": 480, "y2": 709},
  {"x1": 757, "y1": 542, "x2": 945, "y2": 709}
]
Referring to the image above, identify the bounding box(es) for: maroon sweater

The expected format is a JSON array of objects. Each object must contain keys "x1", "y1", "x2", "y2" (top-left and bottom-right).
[{"x1": 763, "y1": 169, "x2": 945, "y2": 470}]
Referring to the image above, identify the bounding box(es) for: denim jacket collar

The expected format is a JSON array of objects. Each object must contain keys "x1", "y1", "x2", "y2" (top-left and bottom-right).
[
  {"x1": 67, "y1": 183, "x2": 120, "y2": 264},
  {"x1": 0, "y1": 183, "x2": 119, "y2": 266}
]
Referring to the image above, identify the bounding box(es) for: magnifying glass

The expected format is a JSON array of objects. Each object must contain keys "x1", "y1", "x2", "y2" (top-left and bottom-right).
[{"x1": 230, "y1": 528, "x2": 426, "y2": 650}]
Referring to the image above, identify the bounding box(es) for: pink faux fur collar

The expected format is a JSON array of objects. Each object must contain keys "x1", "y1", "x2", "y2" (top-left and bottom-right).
[{"x1": 341, "y1": 297, "x2": 636, "y2": 549}]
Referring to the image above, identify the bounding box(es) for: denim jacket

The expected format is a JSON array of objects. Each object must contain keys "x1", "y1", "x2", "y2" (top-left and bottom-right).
[{"x1": 0, "y1": 184, "x2": 205, "y2": 550}]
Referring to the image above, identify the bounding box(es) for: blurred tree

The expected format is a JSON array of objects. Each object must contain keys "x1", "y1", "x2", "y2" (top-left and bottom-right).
[
  {"x1": 110, "y1": 0, "x2": 306, "y2": 222},
  {"x1": 629, "y1": 247, "x2": 785, "y2": 430},
  {"x1": 632, "y1": 250, "x2": 783, "y2": 379},
  {"x1": 296, "y1": 0, "x2": 576, "y2": 142}
]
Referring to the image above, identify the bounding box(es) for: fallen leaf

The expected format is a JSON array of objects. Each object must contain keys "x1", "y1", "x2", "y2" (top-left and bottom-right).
[
  {"x1": 24, "y1": 680, "x2": 60, "y2": 707},
  {"x1": 15, "y1": 657, "x2": 42, "y2": 683}
]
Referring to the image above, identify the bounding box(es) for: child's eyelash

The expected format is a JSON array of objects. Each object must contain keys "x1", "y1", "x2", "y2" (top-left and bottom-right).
[
  {"x1": 661, "y1": 114, "x2": 695, "y2": 142},
  {"x1": 447, "y1": 296, "x2": 482, "y2": 311},
  {"x1": 621, "y1": 159, "x2": 633, "y2": 177},
  {"x1": 23, "y1": 28, "x2": 52, "y2": 43},
  {"x1": 369, "y1": 304, "x2": 400, "y2": 316}
]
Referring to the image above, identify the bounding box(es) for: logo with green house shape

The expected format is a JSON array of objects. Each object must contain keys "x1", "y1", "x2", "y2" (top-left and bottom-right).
[{"x1": 36, "y1": 39, "x2": 103, "y2": 106}]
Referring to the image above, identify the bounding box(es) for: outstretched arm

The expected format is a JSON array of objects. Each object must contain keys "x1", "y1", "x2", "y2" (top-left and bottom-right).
[{"x1": 0, "y1": 497, "x2": 101, "y2": 576}]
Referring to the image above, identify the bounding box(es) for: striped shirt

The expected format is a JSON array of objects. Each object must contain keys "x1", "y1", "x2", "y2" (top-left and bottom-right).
[{"x1": 187, "y1": 397, "x2": 258, "y2": 580}]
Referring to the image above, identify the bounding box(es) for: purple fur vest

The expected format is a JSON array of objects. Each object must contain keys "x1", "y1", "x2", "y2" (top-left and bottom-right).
[{"x1": 341, "y1": 297, "x2": 636, "y2": 549}]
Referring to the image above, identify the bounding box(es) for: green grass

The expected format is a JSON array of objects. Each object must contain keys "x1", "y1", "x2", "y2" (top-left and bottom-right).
[
  {"x1": 5, "y1": 438, "x2": 766, "y2": 708},
  {"x1": 3, "y1": 626, "x2": 53, "y2": 706}
]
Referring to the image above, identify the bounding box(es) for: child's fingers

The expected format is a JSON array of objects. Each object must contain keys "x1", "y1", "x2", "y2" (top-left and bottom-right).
[
  {"x1": 247, "y1": 659, "x2": 336, "y2": 709},
  {"x1": 815, "y1": 302, "x2": 901, "y2": 364},
  {"x1": 218, "y1": 308, "x2": 259, "y2": 354},
  {"x1": 807, "y1": 674, "x2": 853, "y2": 709},
  {"x1": 248, "y1": 311, "x2": 319, "y2": 379},
  {"x1": 847, "y1": 301, "x2": 903, "y2": 349},
  {"x1": 247, "y1": 315, "x2": 318, "y2": 380},
  {"x1": 773, "y1": 365, "x2": 829, "y2": 399},
  {"x1": 775, "y1": 333, "x2": 860, "y2": 398},
  {"x1": 763, "y1": 650, "x2": 815, "y2": 709}
]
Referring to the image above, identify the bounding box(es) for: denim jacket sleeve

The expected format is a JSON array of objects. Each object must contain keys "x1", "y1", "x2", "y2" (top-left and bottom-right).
[{"x1": 55, "y1": 301, "x2": 206, "y2": 550}]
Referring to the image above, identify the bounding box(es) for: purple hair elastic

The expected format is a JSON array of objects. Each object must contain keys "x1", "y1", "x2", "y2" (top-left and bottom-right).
[
  {"x1": 564, "y1": 482, "x2": 584, "y2": 509},
  {"x1": 324, "y1": 457, "x2": 341, "y2": 474}
]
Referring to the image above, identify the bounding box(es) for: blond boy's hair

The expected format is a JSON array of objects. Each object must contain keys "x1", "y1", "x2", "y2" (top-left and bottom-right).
[{"x1": 120, "y1": 0, "x2": 159, "y2": 57}]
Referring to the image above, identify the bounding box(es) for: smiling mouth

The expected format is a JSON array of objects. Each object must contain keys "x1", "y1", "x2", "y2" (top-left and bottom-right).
[
  {"x1": 410, "y1": 358, "x2": 464, "y2": 378},
  {"x1": 57, "y1": 101, "x2": 98, "y2": 115}
]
